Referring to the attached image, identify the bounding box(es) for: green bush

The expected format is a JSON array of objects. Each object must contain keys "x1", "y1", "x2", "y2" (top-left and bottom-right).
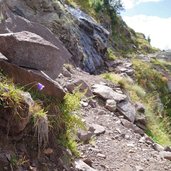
[
  {"x1": 106, "y1": 48, "x2": 118, "y2": 60},
  {"x1": 59, "y1": 90, "x2": 85, "y2": 156}
]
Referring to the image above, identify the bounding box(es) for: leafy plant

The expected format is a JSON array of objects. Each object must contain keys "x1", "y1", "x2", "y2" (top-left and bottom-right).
[
  {"x1": 30, "y1": 103, "x2": 49, "y2": 156},
  {"x1": 9, "y1": 155, "x2": 29, "y2": 169},
  {"x1": 0, "y1": 79, "x2": 22, "y2": 106},
  {"x1": 106, "y1": 48, "x2": 118, "y2": 60},
  {"x1": 58, "y1": 90, "x2": 86, "y2": 156}
]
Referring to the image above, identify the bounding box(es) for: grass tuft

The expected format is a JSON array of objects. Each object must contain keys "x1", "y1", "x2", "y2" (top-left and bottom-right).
[
  {"x1": 59, "y1": 90, "x2": 86, "y2": 156},
  {"x1": 106, "y1": 48, "x2": 118, "y2": 60}
]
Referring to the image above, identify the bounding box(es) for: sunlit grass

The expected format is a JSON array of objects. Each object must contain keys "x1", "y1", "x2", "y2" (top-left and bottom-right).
[
  {"x1": 0, "y1": 79, "x2": 22, "y2": 105},
  {"x1": 102, "y1": 70, "x2": 171, "y2": 146}
]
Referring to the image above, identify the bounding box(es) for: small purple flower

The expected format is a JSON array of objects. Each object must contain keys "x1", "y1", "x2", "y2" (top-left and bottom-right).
[{"x1": 37, "y1": 83, "x2": 45, "y2": 91}]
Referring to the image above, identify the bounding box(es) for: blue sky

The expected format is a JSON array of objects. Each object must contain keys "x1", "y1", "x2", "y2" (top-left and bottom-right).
[{"x1": 121, "y1": 0, "x2": 171, "y2": 49}]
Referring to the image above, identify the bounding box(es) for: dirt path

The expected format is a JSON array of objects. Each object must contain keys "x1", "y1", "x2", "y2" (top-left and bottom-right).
[
  {"x1": 78, "y1": 106, "x2": 171, "y2": 171},
  {"x1": 60, "y1": 68, "x2": 171, "y2": 171}
]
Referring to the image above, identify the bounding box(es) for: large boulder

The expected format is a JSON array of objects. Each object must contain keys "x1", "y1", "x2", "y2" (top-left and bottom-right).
[
  {"x1": 117, "y1": 101, "x2": 136, "y2": 123},
  {"x1": 0, "y1": 9, "x2": 71, "y2": 63},
  {"x1": 0, "y1": 54, "x2": 65, "y2": 100},
  {"x1": 92, "y1": 84, "x2": 127, "y2": 102},
  {"x1": 0, "y1": 31, "x2": 69, "y2": 79}
]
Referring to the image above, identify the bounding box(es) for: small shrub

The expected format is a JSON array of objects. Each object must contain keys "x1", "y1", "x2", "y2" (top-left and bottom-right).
[
  {"x1": 106, "y1": 48, "x2": 118, "y2": 60},
  {"x1": 101, "y1": 72, "x2": 132, "y2": 88},
  {"x1": 59, "y1": 90, "x2": 85, "y2": 156},
  {"x1": 30, "y1": 103, "x2": 49, "y2": 155},
  {"x1": 0, "y1": 80, "x2": 22, "y2": 105},
  {"x1": 131, "y1": 84, "x2": 146, "y2": 98},
  {"x1": 10, "y1": 155, "x2": 29, "y2": 169}
]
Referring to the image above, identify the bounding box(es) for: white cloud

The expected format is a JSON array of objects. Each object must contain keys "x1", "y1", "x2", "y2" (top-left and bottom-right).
[
  {"x1": 123, "y1": 15, "x2": 171, "y2": 50},
  {"x1": 122, "y1": 0, "x2": 162, "y2": 9}
]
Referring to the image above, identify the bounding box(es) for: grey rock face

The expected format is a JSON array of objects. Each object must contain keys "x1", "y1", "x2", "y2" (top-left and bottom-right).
[
  {"x1": 3, "y1": 0, "x2": 109, "y2": 74},
  {"x1": 66, "y1": 6, "x2": 109, "y2": 73}
]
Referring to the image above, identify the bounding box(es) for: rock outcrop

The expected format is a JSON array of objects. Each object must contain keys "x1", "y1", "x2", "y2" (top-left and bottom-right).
[
  {"x1": 66, "y1": 6, "x2": 109, "y2": 73},
  {"x1": 0, "y1": 31, "x2": 69, "y2": 79},
  {"x1": 0, "y1": 54, "x2": 65, "y2": 100},
  {"x1": 2, "y1": 0, "x2": 109, "y2": 74},
  {"x1": 0, "y1": 9, "x2": 72, "y2": 65}
]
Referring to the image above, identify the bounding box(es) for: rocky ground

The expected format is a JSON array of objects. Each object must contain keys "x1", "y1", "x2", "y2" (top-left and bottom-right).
[
  {"x1": 0, "y1": 1, "x2": 171, "y2": 170},
  {"x1": 58, "y1": 64, "x2": 171, "y2": 171}
]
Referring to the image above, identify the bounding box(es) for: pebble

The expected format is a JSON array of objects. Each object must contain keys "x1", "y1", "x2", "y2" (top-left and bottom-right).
[
  {"x1": 135, "y1": 166, "x2": 144, "y2": 171},
  {"x1": 89, "y1": 124, "x2": 106, "y2": 135},
  {"x1": 97, "y1": 153, "x2": 106, "y2": 158}
]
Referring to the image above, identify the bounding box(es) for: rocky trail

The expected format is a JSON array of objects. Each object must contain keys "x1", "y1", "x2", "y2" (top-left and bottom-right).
[
  {"x1": 0, "y1": 0, "x2": 171, "y2": 171},
  {"x1": 58, "y1": 64, "x2": 171, "y2": 171}
]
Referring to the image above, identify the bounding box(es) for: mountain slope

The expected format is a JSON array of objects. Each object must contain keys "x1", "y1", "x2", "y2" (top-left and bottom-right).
[{"x1": 1, "y1": 0, "x2": 171, "y2": 170}]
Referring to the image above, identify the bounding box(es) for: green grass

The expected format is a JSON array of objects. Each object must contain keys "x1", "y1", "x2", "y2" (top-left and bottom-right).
[
  {"x1": 9, "y1": 155, "x2": 29, "y2": 169},
  {"x1": 102, "y1": 70, "x2": 171, "y2": 146},
  {"x1": 28, "y1": 84, "x2": 86, "y2": 156},
  {"x1": 29, "y1": 87, "x2": 86, "y2": 156},
  {"x1": 58, "y1": 90, "x2": 86, "y2": 156},
  {"x1": 106, "y1": 48, "x2": 118, "y2": 60},
  {"x1": 151, "y1": 58, "x2": 171, "y2": 72},
  {"x1": 132, "y1": 59, "x2": 168, "y2": 92},
  {"x1": 0, "y1": 77, "x2": 22, "y2": 105},
  {"x1": 132, "y1": 58, "x2": 171, "y2": 145},
  {"x1": 145, "y1": 97, "x2": 171, "y2": 146}
]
